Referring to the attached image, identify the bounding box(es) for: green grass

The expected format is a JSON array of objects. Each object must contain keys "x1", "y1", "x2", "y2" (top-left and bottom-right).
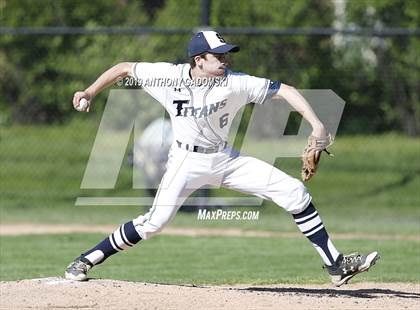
[
  {"x1": 1, "y1": 122, "x2": 419, "y2": 284},
  {"x1": 1, "y1": 122, "x2": 419, "y2": 212},
  {"x1": 1, "y1": 233, "x2": 419, "y2": 283},
  {"x1": 1, "y1": 121, "x2": 419, "y2": 234},
  {"x1": 0, "y1": 203, "x2": 418, "y2": 237}
]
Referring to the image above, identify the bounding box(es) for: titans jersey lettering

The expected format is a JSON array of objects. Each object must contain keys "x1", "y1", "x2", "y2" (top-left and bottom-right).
[
  {"x1": 131, "y1": 62, "x2": 279, "y2": 147},
  {"x1": 173, "y1": 99, "x2": 227, "y2": 118}
]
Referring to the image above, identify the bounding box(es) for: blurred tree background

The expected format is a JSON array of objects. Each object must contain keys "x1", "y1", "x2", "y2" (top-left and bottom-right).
[{"x1": 0, "y1": 0, "x2": 419, "y2": 135}]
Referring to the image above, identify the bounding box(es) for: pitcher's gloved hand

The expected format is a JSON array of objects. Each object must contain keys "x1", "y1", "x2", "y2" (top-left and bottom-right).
[{"x1": 301, "y1": 134, "x2": 334, "y2": 181}]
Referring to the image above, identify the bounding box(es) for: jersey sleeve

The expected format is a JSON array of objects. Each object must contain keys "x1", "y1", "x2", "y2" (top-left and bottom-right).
[
  {"x1": 238, "y1": 74, "x2": 281, "y2": 105},
  {"x1": 131, "y1": 62, "x2": 173, "y2": 81},
  {"x1": 130, "y1": 62, "x2": 175, "y2": 105}
]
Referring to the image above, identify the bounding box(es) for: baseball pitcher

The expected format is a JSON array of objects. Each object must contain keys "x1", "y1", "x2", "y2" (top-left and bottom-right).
[{"x1": 66, "y1": 31, "x2": 379, "y2": 286}]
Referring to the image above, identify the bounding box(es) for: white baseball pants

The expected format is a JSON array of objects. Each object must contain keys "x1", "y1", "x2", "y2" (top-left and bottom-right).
[{"x1": 133, "y1": 145, "x2": 311, "y2": 239}]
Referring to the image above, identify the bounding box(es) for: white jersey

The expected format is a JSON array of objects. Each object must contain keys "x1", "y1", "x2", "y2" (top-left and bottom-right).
[
  {"x1": 74, "y1": 29, "x2": 340, "y2": 275},
  {"x1": 131, "y1": 62, "x2": 280, "y2": 148}
]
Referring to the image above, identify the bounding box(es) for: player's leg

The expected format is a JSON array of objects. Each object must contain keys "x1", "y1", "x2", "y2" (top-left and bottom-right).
[
  {"x1": 64, "y1": 219, "x2": 143, "y2": 281},
  {"x1": 131, "y1": 179, "x2": 196, "y2": 240},
  {"x1": 220, "y1": 155, "x2": 340, "y2": 263},
  {"x1": 65, "y1": 150, "x2": 197, "y2": 281},
  {"x1": 220, "y1": 154, "x2": 379, "y2": 285},
  {"x1": 294, "y1": 205, "x2": 378, "y2": 285}
]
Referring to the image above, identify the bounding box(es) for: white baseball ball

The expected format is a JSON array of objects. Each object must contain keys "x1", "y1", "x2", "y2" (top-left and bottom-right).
[{"x1": 77, "y1": 98, "x2": 89, "y2": 111}]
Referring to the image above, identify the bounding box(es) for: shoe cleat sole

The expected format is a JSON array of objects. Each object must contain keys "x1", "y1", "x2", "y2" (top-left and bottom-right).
[{"x1": 333, "y1": 252, "x2": 380, "y2": 287}]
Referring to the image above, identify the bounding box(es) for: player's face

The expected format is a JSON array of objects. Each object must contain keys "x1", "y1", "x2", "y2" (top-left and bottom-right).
[{"x1": 201, "y1": 53, "x2": 229, "y2": 77}]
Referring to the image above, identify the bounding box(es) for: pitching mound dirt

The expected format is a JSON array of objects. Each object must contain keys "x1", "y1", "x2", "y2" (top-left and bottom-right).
[{"x1": 0, "y1": 278, "x2": 419, "y2": 310}]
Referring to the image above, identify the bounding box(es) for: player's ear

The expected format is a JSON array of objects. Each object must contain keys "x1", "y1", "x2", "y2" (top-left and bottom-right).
[{"x1": 194, "y1": 55, "x2": 202, "y2": 67}]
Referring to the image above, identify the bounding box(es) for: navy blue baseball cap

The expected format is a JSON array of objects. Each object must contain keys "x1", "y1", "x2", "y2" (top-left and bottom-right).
[{"x1": 188, "y1": 31, "x2": 240, "y2": 57}]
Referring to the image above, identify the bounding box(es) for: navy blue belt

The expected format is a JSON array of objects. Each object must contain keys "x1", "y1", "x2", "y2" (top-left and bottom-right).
[{"x1": 176, "y1": 140, "x2": 227, "y2": 154}]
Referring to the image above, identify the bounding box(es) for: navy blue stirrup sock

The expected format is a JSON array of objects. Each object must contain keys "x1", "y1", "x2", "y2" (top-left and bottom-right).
[
  {"x1": 82, "y1": 220, "x2": 142, "y2": 265},
  {"x1": 293, "y1": 202, "x2": 340, "y2": 265}
]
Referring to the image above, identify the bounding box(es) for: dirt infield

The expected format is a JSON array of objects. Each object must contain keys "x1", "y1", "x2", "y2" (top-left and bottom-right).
[
  {"x1": 1, "y1": 224, "x2": 419, "y2": 309},
  {"x1": 1, "y1": 223, "x2": 419, "y2": 241},
  {"x1": 0, "y1": 278, "x2": 419, "y2": 309}
]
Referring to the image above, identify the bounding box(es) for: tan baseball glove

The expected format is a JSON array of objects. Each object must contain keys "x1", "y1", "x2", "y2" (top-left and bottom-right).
[{"x1": 301, "y1": 134, "x2": 334, "y2": 181}]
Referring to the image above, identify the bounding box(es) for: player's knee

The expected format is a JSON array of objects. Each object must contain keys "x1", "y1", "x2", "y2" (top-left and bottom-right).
[
  {"x1": 275, "y1": 178, "x2": 311, "y2": 214},
  {"x1": 142, "y1": 222, "x2": 166, "y2": 240},
  {"x1": 288, "y1": 179, "x2": 311, "y2": 213},
  {"x1": 132, "y1": 214, "x2": 171, "y2": 240},
  {"x1": 133, "y1": 221, "x2": 165, "y2": 240}
]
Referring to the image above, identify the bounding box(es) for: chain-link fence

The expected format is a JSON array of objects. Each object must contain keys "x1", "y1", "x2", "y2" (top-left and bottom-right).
[{"x1": 1, "y1": 0, "x2": 418, "y2": 213}]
